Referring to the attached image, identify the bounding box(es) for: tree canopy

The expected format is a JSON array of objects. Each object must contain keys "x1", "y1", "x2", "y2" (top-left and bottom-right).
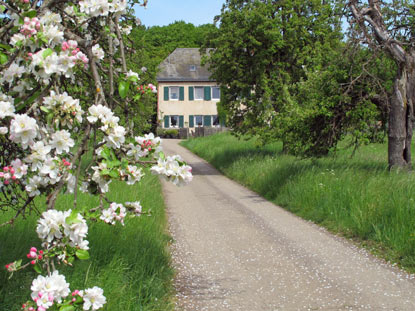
[{"x1": 203, "y1": 0, "x2": 397, "y2": 158}]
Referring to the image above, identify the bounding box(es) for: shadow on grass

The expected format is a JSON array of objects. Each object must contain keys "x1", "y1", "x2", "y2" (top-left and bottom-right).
[{"x1": 206, "y1": 148, "x2": 389, "y2": 201}]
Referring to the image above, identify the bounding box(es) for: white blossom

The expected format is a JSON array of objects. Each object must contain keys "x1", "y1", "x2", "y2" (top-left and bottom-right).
[
  {"x1": 50, "y1": 130, "x2": 74, "y2": 154},
  {"x1": 9, "y1": 114, "x2": 39, "y2": 149},
  {"x1": 0, "y1": 101, "x2": 15, "y2": 119},
  {"x1": 82, "y1": 286, "x2": 106, "y2": 310}
]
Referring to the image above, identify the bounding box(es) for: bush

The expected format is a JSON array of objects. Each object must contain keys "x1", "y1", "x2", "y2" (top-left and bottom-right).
[{"x1": 157, "y1": 128, "x2": 179, "y2": 138}]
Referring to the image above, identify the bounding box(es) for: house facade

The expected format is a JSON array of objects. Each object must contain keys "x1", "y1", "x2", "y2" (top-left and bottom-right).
[{"x1": 156, "y1": 48, "x2": 222, "y2": 130}]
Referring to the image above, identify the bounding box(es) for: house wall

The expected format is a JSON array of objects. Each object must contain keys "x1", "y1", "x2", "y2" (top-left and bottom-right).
[{"x1": 157, "y1": 81, "x2": 220, "y2": 129}]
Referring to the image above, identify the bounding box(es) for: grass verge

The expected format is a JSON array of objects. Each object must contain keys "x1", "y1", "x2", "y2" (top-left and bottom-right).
[
  {"x1": 0, "y1": 173, "x2": 174, "y2": 311},
  {"x1": 181, "y1": 132, "x2": 415, "y2": 272}
]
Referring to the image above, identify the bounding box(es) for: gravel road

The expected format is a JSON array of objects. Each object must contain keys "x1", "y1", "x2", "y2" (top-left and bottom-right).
[{"x1": 161, "y1": 139, "x2": 415, "y2": 311}]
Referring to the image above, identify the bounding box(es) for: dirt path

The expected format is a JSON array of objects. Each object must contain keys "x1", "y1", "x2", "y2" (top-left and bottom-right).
[{"x1": 161, "y1": 139, "x2": 415, "y2": 311}]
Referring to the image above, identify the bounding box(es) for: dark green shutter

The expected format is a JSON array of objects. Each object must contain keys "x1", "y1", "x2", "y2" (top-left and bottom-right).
[
  {"x1": 179, "y1": 116, "x2": 184, "y2": 128},
  {"x1": 179, "y1": 87, "x2": 184, "y2": 101},
  {"x1": 204, "y1": 86, "x2": 211, "y2": 100},
  {"x1": 164, "y1": 116, "x2": 169, "y2": 128},
  {"x1": 164, "y1": 87, "x2": 169, "y2": 100},
  {"x1": 189, "y1": 87, "x2": 194, "y2": 101},
  {"x1": 203, "y1": 115, "x2": 211, "y2": 126},
  {"x1": 189, "y1": 115, "x2": 194, "y2": 128}
]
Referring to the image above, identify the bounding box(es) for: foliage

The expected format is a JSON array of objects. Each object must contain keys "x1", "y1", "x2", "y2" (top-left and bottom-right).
[
  {"x1": 0, "y1": 175, "x2": 174, "y2": 311},
  {"x1": 0, "y1": 1, "x2": 192, "y2": 310},
  {"x1": 204, "y1": 0, "x2": 396, "y2": 157},
  {"x1": 182, "y1": 133, "x2": 415, "y2": 272}
]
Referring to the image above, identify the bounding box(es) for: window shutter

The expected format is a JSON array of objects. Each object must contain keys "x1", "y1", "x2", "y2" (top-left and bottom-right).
[
  {"x1": 164, "y1": 87, "x2": 169, "y2": 100},
  {"x1": 179, "y1": 87, "x2": 184, "y2": 101},
  {"x1": 189, "y1": 87, "x2": 194, "y2": 101},
  {"x1": 203, "y1": 115, "x2": 211, "y2": 126},
  {"x1": 189, "y1": 115, "x2": 194, "y2": 128},
  {"x1": 179, "y1": 116, "x2": 184, "y2": 128},
  {"x1": 204, "y1": 86, "x2": 211, "y2": 100},
  {"x1": 164, "y1": 116, "x2": 169, "y2": 128}
]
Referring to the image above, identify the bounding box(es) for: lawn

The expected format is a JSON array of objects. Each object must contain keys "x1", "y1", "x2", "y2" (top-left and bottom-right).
[
  {"x1": 0, "y1": 173, "x2": 174, "y2": 311},
  {"x1": 181, "y1": 132, "x2": 415, "y2": 272}
]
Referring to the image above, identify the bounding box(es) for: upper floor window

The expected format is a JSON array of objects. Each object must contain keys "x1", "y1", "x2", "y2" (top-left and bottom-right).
[
  {"x1": 194, "y1": 86, "x2": 204, "y2": 100},
  {"x1": 169, "y1": 86, "x2": 179, "y2": 100},
  {"x1": 212, "y1": 86, "x2": 220, "y2": 100},
  {"x1": 189, "y1": 65, "x2": 196, "y2": 72}
]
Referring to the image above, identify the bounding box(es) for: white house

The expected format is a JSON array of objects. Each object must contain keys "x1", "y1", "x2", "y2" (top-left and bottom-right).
[{"x1": 156, "y1": 48, "x2": 223, "y2": 130}]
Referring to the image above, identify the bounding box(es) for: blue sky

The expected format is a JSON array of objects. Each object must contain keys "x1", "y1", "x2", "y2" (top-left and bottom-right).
[{"x1": 134, "y1": 0, "x2": 225, "y2": 27}]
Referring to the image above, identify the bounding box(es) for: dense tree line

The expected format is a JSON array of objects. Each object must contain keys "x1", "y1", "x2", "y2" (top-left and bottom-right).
[{"x1": 203, "y1": 0, "x2": 412, "y2": 168}]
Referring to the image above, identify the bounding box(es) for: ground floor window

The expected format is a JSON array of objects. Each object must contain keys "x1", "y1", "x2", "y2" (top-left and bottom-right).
[
  {"x1": 195, "y1": 115, "x2": 203, "y2": 127},
  {"x1": 189, "y1": 115, "x2": 221, "y2": 128},
  {"x1": 164, "y1": 115, "x2": 184, "y2": 128},
  {"x1": 170, "y1": 115, "x2": 179, "y2": 128}
]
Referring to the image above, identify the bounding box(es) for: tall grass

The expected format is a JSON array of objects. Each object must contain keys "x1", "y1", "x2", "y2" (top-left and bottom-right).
[
  {"x1": 182, "y1": 133, "x2": 415, "y2": 271},
  {"x1": 0, "y1": 173, "x2": 174, "y2": 311}
]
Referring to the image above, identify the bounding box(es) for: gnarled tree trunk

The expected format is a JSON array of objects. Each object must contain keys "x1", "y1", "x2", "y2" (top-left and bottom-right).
[
  {"x1": 349, "y1": 0, "x2": 415, "y2": 169},
  {"x1": 388, "y1": 64, "x2": 415, "y2": 168}
]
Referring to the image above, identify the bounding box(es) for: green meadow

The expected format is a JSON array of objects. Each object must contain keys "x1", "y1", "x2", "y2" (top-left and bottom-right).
[{"x1": 0, "y1": 174, "x2": 174, "y2": 311}]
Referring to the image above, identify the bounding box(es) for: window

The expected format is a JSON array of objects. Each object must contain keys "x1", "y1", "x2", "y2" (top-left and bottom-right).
[
  {"x1": 169, "y1": 87, "x2": 179, "y2": 100},
  {"x1": 212, "y1": 87, "x2": 220, "y2": 100},
  {"x1": 170, "y1": 115, "x2": 179, "y2": 128},
  {"x1": 212, "y1": 115, "x2": 220, "y2": 126},
  {"x1": 194, "y1": 87, "x2": 204, "y2": 100},
  {"x1": 189, "y1": 65, "x2": 196, "y2": 71},
  {"x1": 195, "y1": 115, "x2": 203, "y2": 127}
]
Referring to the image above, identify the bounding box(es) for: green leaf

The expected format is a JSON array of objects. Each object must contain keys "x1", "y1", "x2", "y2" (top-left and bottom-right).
[
  {"x1": 75, "y1": 249, "x2": 90, "y2": 260},
  {"x1": 15, "y1": 259, "x2": 22, "y2": 268},
  {"x1": 128, "y1": 75, "x2": 139, "y2": 83},
  {"x1": 0, "y1": 53, "x2": 7, "y2": 65},
  {"x1": 24, "y1": 10, "x2": 37, "y2": 18},
  {"x1": 108, "y1": 170, "x2": 119, "y2": 179},
  {"x1": 100, "y1": 146, "x2": 112, "y2": 160},
  {"x1": 33, "y1": 262, "x2": 42, "y2": 274},
  {"x1": 65, "y1": 210, "x2": 81, "y2": 225},
  {"x1": 0, "y1": 5, "x2": 5, "y2": 13},
  {"x1": 0, "y1": 44, "x2": 10, "y2": 51},
  {"x1": 40, "y1": 106, "x2": 50, "y2": 113},
  {"x1": 118, "y1": 81, "x2": 130, "y2": 99},
  {"x1": 107, "y1": 160, "x2": 121, "y2": 168},
  {"x1": 59, "y1": 305, "x2": 76, "y2": 311},
  {"x1": 42, "y1": 48, "x2": 53, "y2": 59}
]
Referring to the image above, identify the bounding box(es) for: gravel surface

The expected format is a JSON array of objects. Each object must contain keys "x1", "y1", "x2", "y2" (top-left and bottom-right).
[{"x1": 161, "y1": 139, "x2": 415, "y2": 311}]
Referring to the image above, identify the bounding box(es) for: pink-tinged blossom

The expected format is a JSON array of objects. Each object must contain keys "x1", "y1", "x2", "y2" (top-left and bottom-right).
[
  {"x1": 31, "y1": 271, "x2": 70, "y2": 308},
  {"x1": 11, "y1": 158, "x2": 28, "y2": 178},
  {"x1": 100, "y1": 203, "x2": 126, "y2": 225}
]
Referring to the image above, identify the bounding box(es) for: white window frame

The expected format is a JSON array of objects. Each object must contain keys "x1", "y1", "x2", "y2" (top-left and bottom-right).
[
  {"x1": 212, "y1": 115, "x2": 220, "y2": 127},
  {"x1": 189, "y1": 65, "x2": 196, "y2": 72},
  {"x1": 170, "y1": 115, "x2": 179, "y2": 128},
  {"x1": 169, "y1": 86, "x2": 179, "y2": 101},
  {"x1": 194, "y1": 115, "x2": 203, "y2": 127},
  {"x1": 212, "y1": 86, "x2": 220, "y2": 101},
  {"x1": 194, "y1": 86, "x2": 204, "y2": 100}
]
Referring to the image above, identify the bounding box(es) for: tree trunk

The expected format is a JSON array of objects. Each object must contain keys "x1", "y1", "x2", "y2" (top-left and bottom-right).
[{"x1": 388, "y1": 62, "x2": 415, "y2": 169}]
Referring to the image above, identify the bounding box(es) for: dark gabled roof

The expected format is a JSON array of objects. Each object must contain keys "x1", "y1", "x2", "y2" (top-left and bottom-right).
[{"x1": 156, "y1": 48, "x2": 215, "y2": 82}]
